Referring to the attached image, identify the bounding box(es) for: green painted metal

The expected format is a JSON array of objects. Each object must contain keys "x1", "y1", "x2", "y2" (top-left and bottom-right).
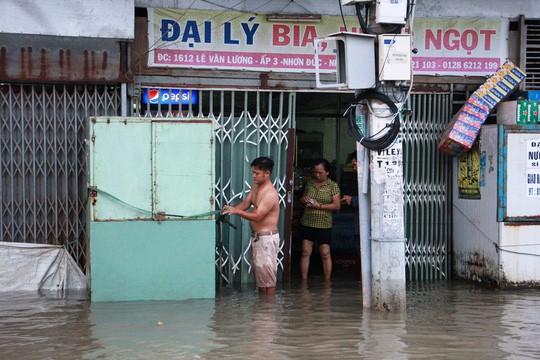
[
  {"x1": 90, "y1": 118, "x2": 153, "y2": 220},
  {"x1": 90, "y1": 220, "x2": 215, "y2": 301},
  {"x1": 88, "y1": 116, "x2": 215, "y2": 301},
  {"x1": 133, "y1": 89, "x2": 296, "y2": 286},
  {"x1": 403, "y1": 93, "x2": 452, "y2": 281},
  {"x1": 89, "y1": 117, "x2": 215, "y2": 220},
  {"x1": 213, "y1": 91, "x2": 295, "y2": 285},
  {"x1": 153, "y1": 121, "x2": 214, "y2": 217}
]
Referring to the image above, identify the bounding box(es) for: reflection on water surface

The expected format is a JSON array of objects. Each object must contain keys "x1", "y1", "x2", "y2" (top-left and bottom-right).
[{"x1": 0, "y1": 279, "x2": 539, "y2": 359}]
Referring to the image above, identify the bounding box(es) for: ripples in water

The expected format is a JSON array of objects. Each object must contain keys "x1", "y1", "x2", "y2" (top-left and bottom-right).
[{"x1": 0, "y1": 279, "x2": 539, "y2": 359}]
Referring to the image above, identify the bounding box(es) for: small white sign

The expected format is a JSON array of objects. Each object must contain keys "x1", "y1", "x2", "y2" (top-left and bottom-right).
[
  {"x1": 526, "y1": 139, "x2": 540, "y2": 169},
  {"x1": 526, "y1": 169, "x2": 540, "y2": 197},
  {"x1": 526, "y1": 139, "x2": 540, "y2": 197}
]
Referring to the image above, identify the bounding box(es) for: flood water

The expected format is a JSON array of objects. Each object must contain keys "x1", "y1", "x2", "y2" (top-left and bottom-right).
[{"x1": 1, "y1": 278, "x2": 539, "y2": 359}]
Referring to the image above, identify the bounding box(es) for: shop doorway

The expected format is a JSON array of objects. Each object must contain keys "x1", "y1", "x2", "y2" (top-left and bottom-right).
[
  {"x1": 291, "y1": 91, "x2": 453, "y2": 282},
  {"x1": 291, "y1": 92, "x2": 360, "y2": 280}
]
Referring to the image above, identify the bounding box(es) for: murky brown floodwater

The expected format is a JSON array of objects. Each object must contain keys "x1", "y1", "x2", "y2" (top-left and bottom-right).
[{"x1": 0, "y1": 278, "x2": 539, "y2": 359}]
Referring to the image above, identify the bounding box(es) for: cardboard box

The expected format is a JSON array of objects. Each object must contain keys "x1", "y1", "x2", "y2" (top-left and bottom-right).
[
  {"x1": 497, "y1": 100, "x2": 539, "y2": 124},
  {"x1": 462, "y1": 103, "x2": 489, "y2": 122},
  {"x1": 438, "y1": 115, "x2": 479, "y2": 157},
  {"x1": 526, "y1": 100, "x2": 539, "y2": 124},
  {"x1": 439, "y1": 61, "x2": 526, "y2": 156},
  {"x1": 517, "y1": 90, "x2": 540, "y2": 100},
  {"x1": 497, "y1": 100, "x2": 518, "y2": 124},
  {"x1": 473, "y1": 60, "x2": 526, "y2": 110},
  {"x1": 467, "y1": 93, "x2": 491, "y2": 112}
]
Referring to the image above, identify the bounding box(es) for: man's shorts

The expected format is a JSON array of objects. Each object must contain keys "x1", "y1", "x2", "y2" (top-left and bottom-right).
[{"x1": 250, "y1": 231, "x2": 280, "y2": 288}]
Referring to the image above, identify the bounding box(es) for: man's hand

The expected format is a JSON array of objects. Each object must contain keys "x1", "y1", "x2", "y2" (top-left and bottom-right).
[
  {"x1": 221, "y1": 205, "x2": 234, "y2": 215},
  {"x1": 341, "y1": 195, "x2": 352, "y2": 205}
]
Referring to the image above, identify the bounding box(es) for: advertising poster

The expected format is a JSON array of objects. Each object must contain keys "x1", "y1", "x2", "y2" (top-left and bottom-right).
[{"x1": 458, "y1": 141, "x2": 481, "y2": 199}]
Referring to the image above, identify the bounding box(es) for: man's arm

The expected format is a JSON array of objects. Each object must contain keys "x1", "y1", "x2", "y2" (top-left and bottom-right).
[
  {"x1": 221, "y1": 191, "x2": 252, "y2": 215},
  {"x1": 224, "y1": 190, "x2": 277, "y2": 223},
  {"x1": 341, "y1": 194, "x2": 358, "y2": 208}
]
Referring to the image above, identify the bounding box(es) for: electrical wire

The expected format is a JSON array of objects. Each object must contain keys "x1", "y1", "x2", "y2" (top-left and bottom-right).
[
  {"x1": 494, "y1": 243, "x2": 540, "y2": 257},
  {"x1": 345, "y1": 90, "x2": 401, "y2": 150},
  {"x1": 453, "y1": 204, "x2": 540, "y2": 258},
  {"x1": 354, "y1": 2, "x2": 402, "y2": 35},
  {"x1": 338, "y1": 0, "x2": 348, "y2": 32},
  {"x1": 355, "y1": 2, "x2": 370, "y2": 34}
]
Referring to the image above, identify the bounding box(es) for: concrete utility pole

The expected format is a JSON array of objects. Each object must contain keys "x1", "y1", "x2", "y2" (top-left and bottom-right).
[
  {"x1": 368, "y1": 98, "x2": 406, "y2": 311},
  {"x1": 355, "y1": 104, "x2": 372, "y2": 309},
  {"x1": 357, "y1": 142, "x2": 372, "y2": 308}
]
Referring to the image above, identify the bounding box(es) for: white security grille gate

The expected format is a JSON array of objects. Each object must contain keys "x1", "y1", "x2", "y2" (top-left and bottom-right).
[
  {"x1": 403, "y1": 93, "x2": 452, "y2": 280},
  {"x1": 0, "y1": 83, "x2": 121, "y2": 273},
  {"x1": 134, "y1": 89, "x2": 295, "y2": 285}
]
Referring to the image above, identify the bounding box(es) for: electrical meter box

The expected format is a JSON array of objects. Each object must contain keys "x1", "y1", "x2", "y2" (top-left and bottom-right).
[
  {"x1": 375, "y1": 0, "x2": 408, "y2": 24},
  {"x1": 378, "y1": 34, "x2": 411, "y2": 81},
  {"x1": 315, "y1": 32, "x2": 376, "y2": 90}
]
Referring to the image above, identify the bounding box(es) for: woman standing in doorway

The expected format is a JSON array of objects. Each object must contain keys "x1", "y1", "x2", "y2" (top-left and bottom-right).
[{"x1": 299, "y1": 158, "x2": 341, "y2": 281}]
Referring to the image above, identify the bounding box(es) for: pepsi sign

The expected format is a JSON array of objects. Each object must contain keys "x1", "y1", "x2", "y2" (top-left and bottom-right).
[{"x1": 141, "y1": 88, "x2": 198, "y2": 105}]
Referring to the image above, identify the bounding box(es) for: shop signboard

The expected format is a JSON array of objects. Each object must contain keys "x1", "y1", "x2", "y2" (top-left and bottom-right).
[
  {"x1": 147, "y1": 9, "x2": 508, "y2": 77},
  {"x1": 141, "y1": 88, "x2": 198, "y2": 105},
  {"x1": 147, "y1": 8, "x2": 358, "y2": 73},
  {"x1": 412, "y1": 18, "x2": 508, "y2": 76}
]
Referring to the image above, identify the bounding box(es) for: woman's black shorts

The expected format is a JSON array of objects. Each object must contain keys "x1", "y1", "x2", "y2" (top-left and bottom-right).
[{"x1": 300, "y1": 224, "x2": 332, "y2": 246}]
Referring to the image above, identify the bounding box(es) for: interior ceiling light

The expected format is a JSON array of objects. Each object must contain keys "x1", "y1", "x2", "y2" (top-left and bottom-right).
[{"x1": 266, "y1": 14, "x2": 322, "y2": 23}]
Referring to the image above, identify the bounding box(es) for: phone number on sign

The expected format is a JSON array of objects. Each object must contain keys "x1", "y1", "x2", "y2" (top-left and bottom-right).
[{"x1": 412, "y1": 58, "x2": 500, "y2": 72}]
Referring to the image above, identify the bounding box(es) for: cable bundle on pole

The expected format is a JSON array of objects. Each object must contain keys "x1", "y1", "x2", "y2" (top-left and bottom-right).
[{"x1": 345, "y1": 90, "x2": 400, "y2": 150}]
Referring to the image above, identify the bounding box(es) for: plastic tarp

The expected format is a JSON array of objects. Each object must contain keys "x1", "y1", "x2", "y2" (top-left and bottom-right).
[{"x1": 0, "y1": 242, "x2": 86, "y2": 292}]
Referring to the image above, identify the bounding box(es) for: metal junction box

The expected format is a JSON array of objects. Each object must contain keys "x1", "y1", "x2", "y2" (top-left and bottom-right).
[
  {"x1": 375, "y1": 0, "x2": 408, "y2": 24},
  {"x1": 378, "y1": 34, "x2": 412, "y2": 81},
  {"x1": 315, "y1": 32, "x2": 376, "y2": 90}
]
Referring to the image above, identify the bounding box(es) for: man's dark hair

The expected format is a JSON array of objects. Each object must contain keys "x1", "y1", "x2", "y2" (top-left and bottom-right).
[
  {"x1": 251, "y1": 156, "x2": 274, "y2": 173},
  {"x1": 349, "y1": 151, "x2": 357, "y2": 161}
]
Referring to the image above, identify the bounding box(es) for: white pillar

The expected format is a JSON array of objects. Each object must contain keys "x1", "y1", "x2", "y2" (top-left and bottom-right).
[{"x1": 368, "y1": 100, "x2": 406, "y2": 311}]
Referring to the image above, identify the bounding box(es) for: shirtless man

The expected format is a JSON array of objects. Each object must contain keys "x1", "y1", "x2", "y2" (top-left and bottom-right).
[{"x1": 221, "y1": 157, "x2": 280, "y2": 295}]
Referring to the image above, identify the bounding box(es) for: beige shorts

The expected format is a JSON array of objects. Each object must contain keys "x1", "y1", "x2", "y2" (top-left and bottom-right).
[{"x1": 250, "y1": 232, "x2": 280, "y2": 288}]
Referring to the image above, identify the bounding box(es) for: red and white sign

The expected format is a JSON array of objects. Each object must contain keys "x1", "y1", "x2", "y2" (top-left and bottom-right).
[
  {"x1": 148, "y1": 9, "x2": 360, "y2": 73},
  {"x1": 148, "y1": 9, "x2": 509, "y2": 77},
  {"x1": 412, "y1": 18, "x2": 508, "y2": 76}
]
